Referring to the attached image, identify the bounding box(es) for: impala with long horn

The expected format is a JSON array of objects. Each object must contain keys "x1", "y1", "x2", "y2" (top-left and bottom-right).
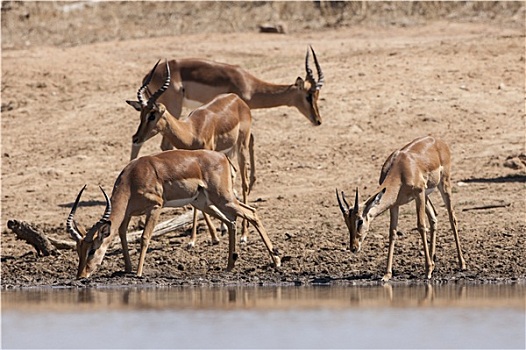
[
  {"x1": 67, "y1": 149, "x2": 281, "y2": 278},
  {"x1": 126, "y1": 46, "x2": 325, "y2": 160},
  {"x1": 127, "y1": 59, "x2": 256, "y2": 247},
  {"x1": 336, "y1": 136, "x2": 466, "y2": 281}
]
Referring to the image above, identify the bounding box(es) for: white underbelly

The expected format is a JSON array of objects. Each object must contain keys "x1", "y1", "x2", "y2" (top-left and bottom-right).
[{"x1": 164, "y1": 197, "x2": 196, "y2": 208}]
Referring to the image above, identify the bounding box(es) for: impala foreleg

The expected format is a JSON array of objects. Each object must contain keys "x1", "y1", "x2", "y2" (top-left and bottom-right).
[
  {"x1": 203, "y1": 212, "x2": 220, "y2": 245},
  {"x1": 383, "y1": 206, "x2": 399, "y2": 282},
  {"x1": 425, "y1": 197, "x2": 438, "y2": 262},
  {"x1": 237, "y1": 147, "x2": 251, "y2": 243},
  {"x1": 416, "y1": 192, "x2": 434, "y2": 279},
  {"x1": 137, "y1": 207, "x2": 161, "y2": 277},
  {"x1": 187, "y1": 208, "x2": 199, "y2": 249},
  {"x1": 118, "y1": 216, "x2": 133, "y2": 273}
]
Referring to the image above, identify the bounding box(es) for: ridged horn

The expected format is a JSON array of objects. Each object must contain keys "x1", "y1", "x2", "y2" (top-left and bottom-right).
[
  {"x1": 137, "y1": 59, "x2": 161, "y2": 107},
  {"x1": 310, "y1": 45, "x2": 324, "y2": 89},
  {"x1": 83, "y1": 186, "x2": 112, "y2": 242},
  {"x1": 99, "y1": 186, "x2": 111, "y2": 222},
  {"x1": 305, "y1": 47, "x2": 316, "y2": 87},
  {"x1": 146, "y1": 59, "x2": 171, "y2": 109},
  {"x1": 67, "y1": 184, "x2": 86, "y2": 242}
]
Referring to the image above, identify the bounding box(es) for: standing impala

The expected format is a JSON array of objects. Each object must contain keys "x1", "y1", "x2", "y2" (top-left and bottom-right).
[
  {"x1": 336, "y1": 136, "x2": 466, "y2": 281},
  {"x1": 126, "y1": 46, "x2": 325, "y2": 160},
  {"x1": 128, "y1": 60, "x2": 256, "y2": 246},
  {"x1": 66, "y1": 149, "x2": 281, "y2": 278}
]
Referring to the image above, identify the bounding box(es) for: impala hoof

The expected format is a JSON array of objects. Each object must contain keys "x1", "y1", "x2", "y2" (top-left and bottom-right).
[{"x1": 273, "y1": 255, "x2": 281, "y2": 268}]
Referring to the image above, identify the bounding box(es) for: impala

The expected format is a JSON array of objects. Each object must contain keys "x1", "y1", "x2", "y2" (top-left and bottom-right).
[
  {"x1": 128, "y1": 60, "x2": 256, "y2": 246},
  {"x1": 336, "y1": 136, "x2": 466, "y2": 281},
  {"x1": 126, "y1": 46, "x2": 325, "y2": 160},
  {"x1": 66, "y1": 149, "x2": 281, "y2": 278}
]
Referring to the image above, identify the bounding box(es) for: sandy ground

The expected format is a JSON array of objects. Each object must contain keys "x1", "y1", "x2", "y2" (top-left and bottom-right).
[{"x1": 1, "y1": 15, "x2": 525, "y2": 288}]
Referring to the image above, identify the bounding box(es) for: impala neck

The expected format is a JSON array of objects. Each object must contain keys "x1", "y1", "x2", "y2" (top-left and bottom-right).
[
  {"x1": 97, "y1": 190, "x2": 129, "y2": 256},
  {"x1": 246, "y1": 82, "x2": 297, "y2": 109},
  {"x1": 363, "y1": 185, "x2": 399, "y2": 221},
  {"x1": 161, "y1": 113, "x2": 196, "y2": 149}
]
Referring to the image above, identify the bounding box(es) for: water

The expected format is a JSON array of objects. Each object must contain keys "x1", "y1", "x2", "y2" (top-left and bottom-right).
[{"x1": 2, "y1": 284, "x2": 525, "y2": 349}]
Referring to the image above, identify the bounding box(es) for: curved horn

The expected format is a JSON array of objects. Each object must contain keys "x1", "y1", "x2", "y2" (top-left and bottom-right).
[
  {"x1": 137, "y1": 59, "x2": 161, "y2": 107},
  {"x1": 99, "y1": 186, "x2": 111, "y2": 222},
  {"x1": 309, "y1": 46, "x2": 324, "y2": 89},
  {"x1": 146, "y1": 59, "x2": 171, "y2": 109},
  {"x1": 67, "y1": 185, "x2": 86, "y2": 242},
  {"x1": 305, "y1": 47, "x2": 316, "y2": 87},
  {"x1": 336, "y1": 188, "x2": 349, "y2": 215},
  {"x1": 84, "y1": 186, "x2": 112, "y2": 242}
]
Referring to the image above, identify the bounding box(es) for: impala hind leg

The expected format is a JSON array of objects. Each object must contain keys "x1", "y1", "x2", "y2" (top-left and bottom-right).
[
  {"x1": 237, "y1": 202, "x2": 281, "y2": 268},
  {"x1": 438, "y1": 178, "x2": 466, "y2": 270},
  {"x1": 199, "y1": 203, "x2": 239, "y2": 271}
]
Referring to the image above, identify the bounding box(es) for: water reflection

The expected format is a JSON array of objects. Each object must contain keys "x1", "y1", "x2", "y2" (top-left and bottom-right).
[
  {"x1": 2, "y1": 284, "x2": 525, "y2": 312},
  {"x1": 2, "y1": 285, "x2": 525, "y2": 349}
]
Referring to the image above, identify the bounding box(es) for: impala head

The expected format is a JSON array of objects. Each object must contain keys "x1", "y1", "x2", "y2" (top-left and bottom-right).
[
  {"x1": 127, "y1": 59, "x2": 171, "y2": 150},
  {"x1": 294, "y1": 45, "x2": 325, "y2": 126},
  {"x1": 336, "y1": 188, "x2": 385, "y2": 253},
  {"x1": 67, "y1": 185, "x2": 112, "y2": 278}
]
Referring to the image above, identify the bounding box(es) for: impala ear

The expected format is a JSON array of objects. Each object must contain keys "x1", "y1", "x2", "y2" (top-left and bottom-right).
[
  {"x1": 363, "y1": 188, "x2": 386, "y2": 216},
  {"x1": 90, "y1": 221, "x2": 111, "y2": 251},
  {"x1": 99, "y1": 221, "x2": 112, "y2": 240},
  {"x1": 126, "y1": 100, "x2": 142, "y2": 111},
  {"x1": 295, "y1": 77, "x2": 305, "y2": 90}
]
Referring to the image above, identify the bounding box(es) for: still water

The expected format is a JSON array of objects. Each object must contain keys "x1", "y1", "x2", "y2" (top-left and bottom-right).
[{"x1": 2, "y1": 284, "x2": 525, "y2": 349}]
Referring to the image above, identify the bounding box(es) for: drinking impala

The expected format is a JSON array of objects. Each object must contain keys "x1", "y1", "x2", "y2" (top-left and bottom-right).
[
  {"x1": 336, "y1": 136, "x2": 466, "y2": 281},
  {"x1": 67, "y1": 150, "x2": 281, "y2": 278}
]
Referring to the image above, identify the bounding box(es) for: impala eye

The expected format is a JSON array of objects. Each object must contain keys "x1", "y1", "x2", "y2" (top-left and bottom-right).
[
  {"x1": 357, "y1": 219, "x2": 364, "y2": 227},
  {"x1": 306, "y1": 94, "x2": 313, "y2": 103},
  {"x1": 148, "y1": 113, "x2": 156, "y2": 121},
  {"x1": 88, "y1": 249, "x2": 96, "y2": 257}
]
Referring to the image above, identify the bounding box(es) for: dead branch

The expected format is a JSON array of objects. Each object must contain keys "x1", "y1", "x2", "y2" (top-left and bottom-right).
[
  {"x1": 462, "y1": 202, "x2": 511, "y2": 212},
  {"x1": 122, "y1": 210, "x2": 196, "y2": 246},
  {"x1": 6, "y1": 210, "x2": 197, "y2": 253},
  {"x1": 6, "y1": 219, "x2": 59, "y2": 256}
]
